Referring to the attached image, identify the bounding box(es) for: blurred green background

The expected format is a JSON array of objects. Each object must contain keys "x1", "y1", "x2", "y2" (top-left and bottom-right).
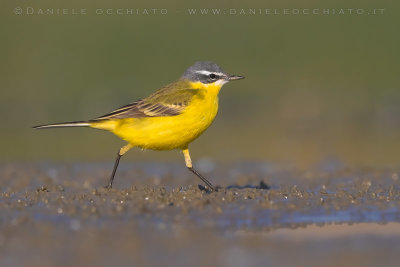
[{"x1": 1, "y1": 0, "x2": 399, "y2": 166}]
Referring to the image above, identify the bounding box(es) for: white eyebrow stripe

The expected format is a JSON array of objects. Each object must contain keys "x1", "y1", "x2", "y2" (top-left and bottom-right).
[{"x1": 195, "y1": 70, "x2": 225, "y2": 76}]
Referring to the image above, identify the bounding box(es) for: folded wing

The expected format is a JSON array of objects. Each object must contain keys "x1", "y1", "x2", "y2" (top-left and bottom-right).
[{"x1": 92, "y1": 82, "x2": 201, "y2": 121}]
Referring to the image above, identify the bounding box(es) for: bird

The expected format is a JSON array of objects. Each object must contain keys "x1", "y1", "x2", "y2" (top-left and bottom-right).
[{"x1": 33, "y1": 61, "x2": 244, "y2": 191}]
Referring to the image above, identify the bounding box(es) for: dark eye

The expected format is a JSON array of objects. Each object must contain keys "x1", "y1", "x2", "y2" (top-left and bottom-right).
[{"x1": 209, "y1": 73, "x2": 216, "y2": 80}]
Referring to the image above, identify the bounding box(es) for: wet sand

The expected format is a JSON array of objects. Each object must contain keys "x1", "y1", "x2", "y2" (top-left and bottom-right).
[{"x1": 1, "y1": 162, "x2": 399, "y2": 266}]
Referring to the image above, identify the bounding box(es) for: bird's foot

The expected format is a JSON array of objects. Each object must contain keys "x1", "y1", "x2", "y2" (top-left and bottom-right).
[{"x1": 198, "y1": 184, "x2": 222, "y2": 193}]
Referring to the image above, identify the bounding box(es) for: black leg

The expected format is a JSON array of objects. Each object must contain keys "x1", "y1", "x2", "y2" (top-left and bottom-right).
[
  {"x1": 105, "y1": 152, "x2": 121, "y2": 189},
  {"x1": 188, "y1": 167, "x2": 215, "y2": 192}
]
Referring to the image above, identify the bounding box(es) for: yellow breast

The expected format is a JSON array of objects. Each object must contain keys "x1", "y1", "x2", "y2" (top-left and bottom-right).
[{"x1": 93, "y1": 82, "x2": 222, "y2": 150}]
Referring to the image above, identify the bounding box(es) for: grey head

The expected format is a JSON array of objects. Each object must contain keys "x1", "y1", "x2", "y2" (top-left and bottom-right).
[{"x1": 181, "y1": 61, "x2": 244, "y2": 84}]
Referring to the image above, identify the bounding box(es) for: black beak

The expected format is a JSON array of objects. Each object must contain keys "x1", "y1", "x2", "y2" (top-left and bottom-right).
[{"x1": 227, "y1": 74, "x2": 245, "y2": 81}]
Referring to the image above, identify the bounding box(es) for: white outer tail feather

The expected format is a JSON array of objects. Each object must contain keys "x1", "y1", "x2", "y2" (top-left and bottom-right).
[{"x1": 33, "y1": 121, "x2": 90, "y2": 129}]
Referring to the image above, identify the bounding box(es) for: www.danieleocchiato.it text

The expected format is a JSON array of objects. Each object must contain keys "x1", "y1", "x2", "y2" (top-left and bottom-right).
[{"x1": 187, "y1": 8, "x2": 385, "y2": 15}]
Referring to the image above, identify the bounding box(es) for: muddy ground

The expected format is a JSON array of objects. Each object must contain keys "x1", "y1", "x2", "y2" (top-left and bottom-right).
[{"x1": 1, "y1": 162, "x2": 400, "y2": 267}]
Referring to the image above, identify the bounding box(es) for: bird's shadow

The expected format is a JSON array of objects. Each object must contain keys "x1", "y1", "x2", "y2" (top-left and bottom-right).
[{"x1": 198, "y1": 181, "x2": 270, "y2": 193}]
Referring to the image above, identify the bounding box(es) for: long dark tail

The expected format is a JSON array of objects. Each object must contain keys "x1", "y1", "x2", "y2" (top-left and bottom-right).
[{"x1": 33, "y1": 121, "x2": 91, "y2": 129}]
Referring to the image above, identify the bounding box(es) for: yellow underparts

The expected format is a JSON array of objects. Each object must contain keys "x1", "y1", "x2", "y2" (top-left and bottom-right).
[{"x1": 90, "y1": 81, "x2": 222, "y2": 151}]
